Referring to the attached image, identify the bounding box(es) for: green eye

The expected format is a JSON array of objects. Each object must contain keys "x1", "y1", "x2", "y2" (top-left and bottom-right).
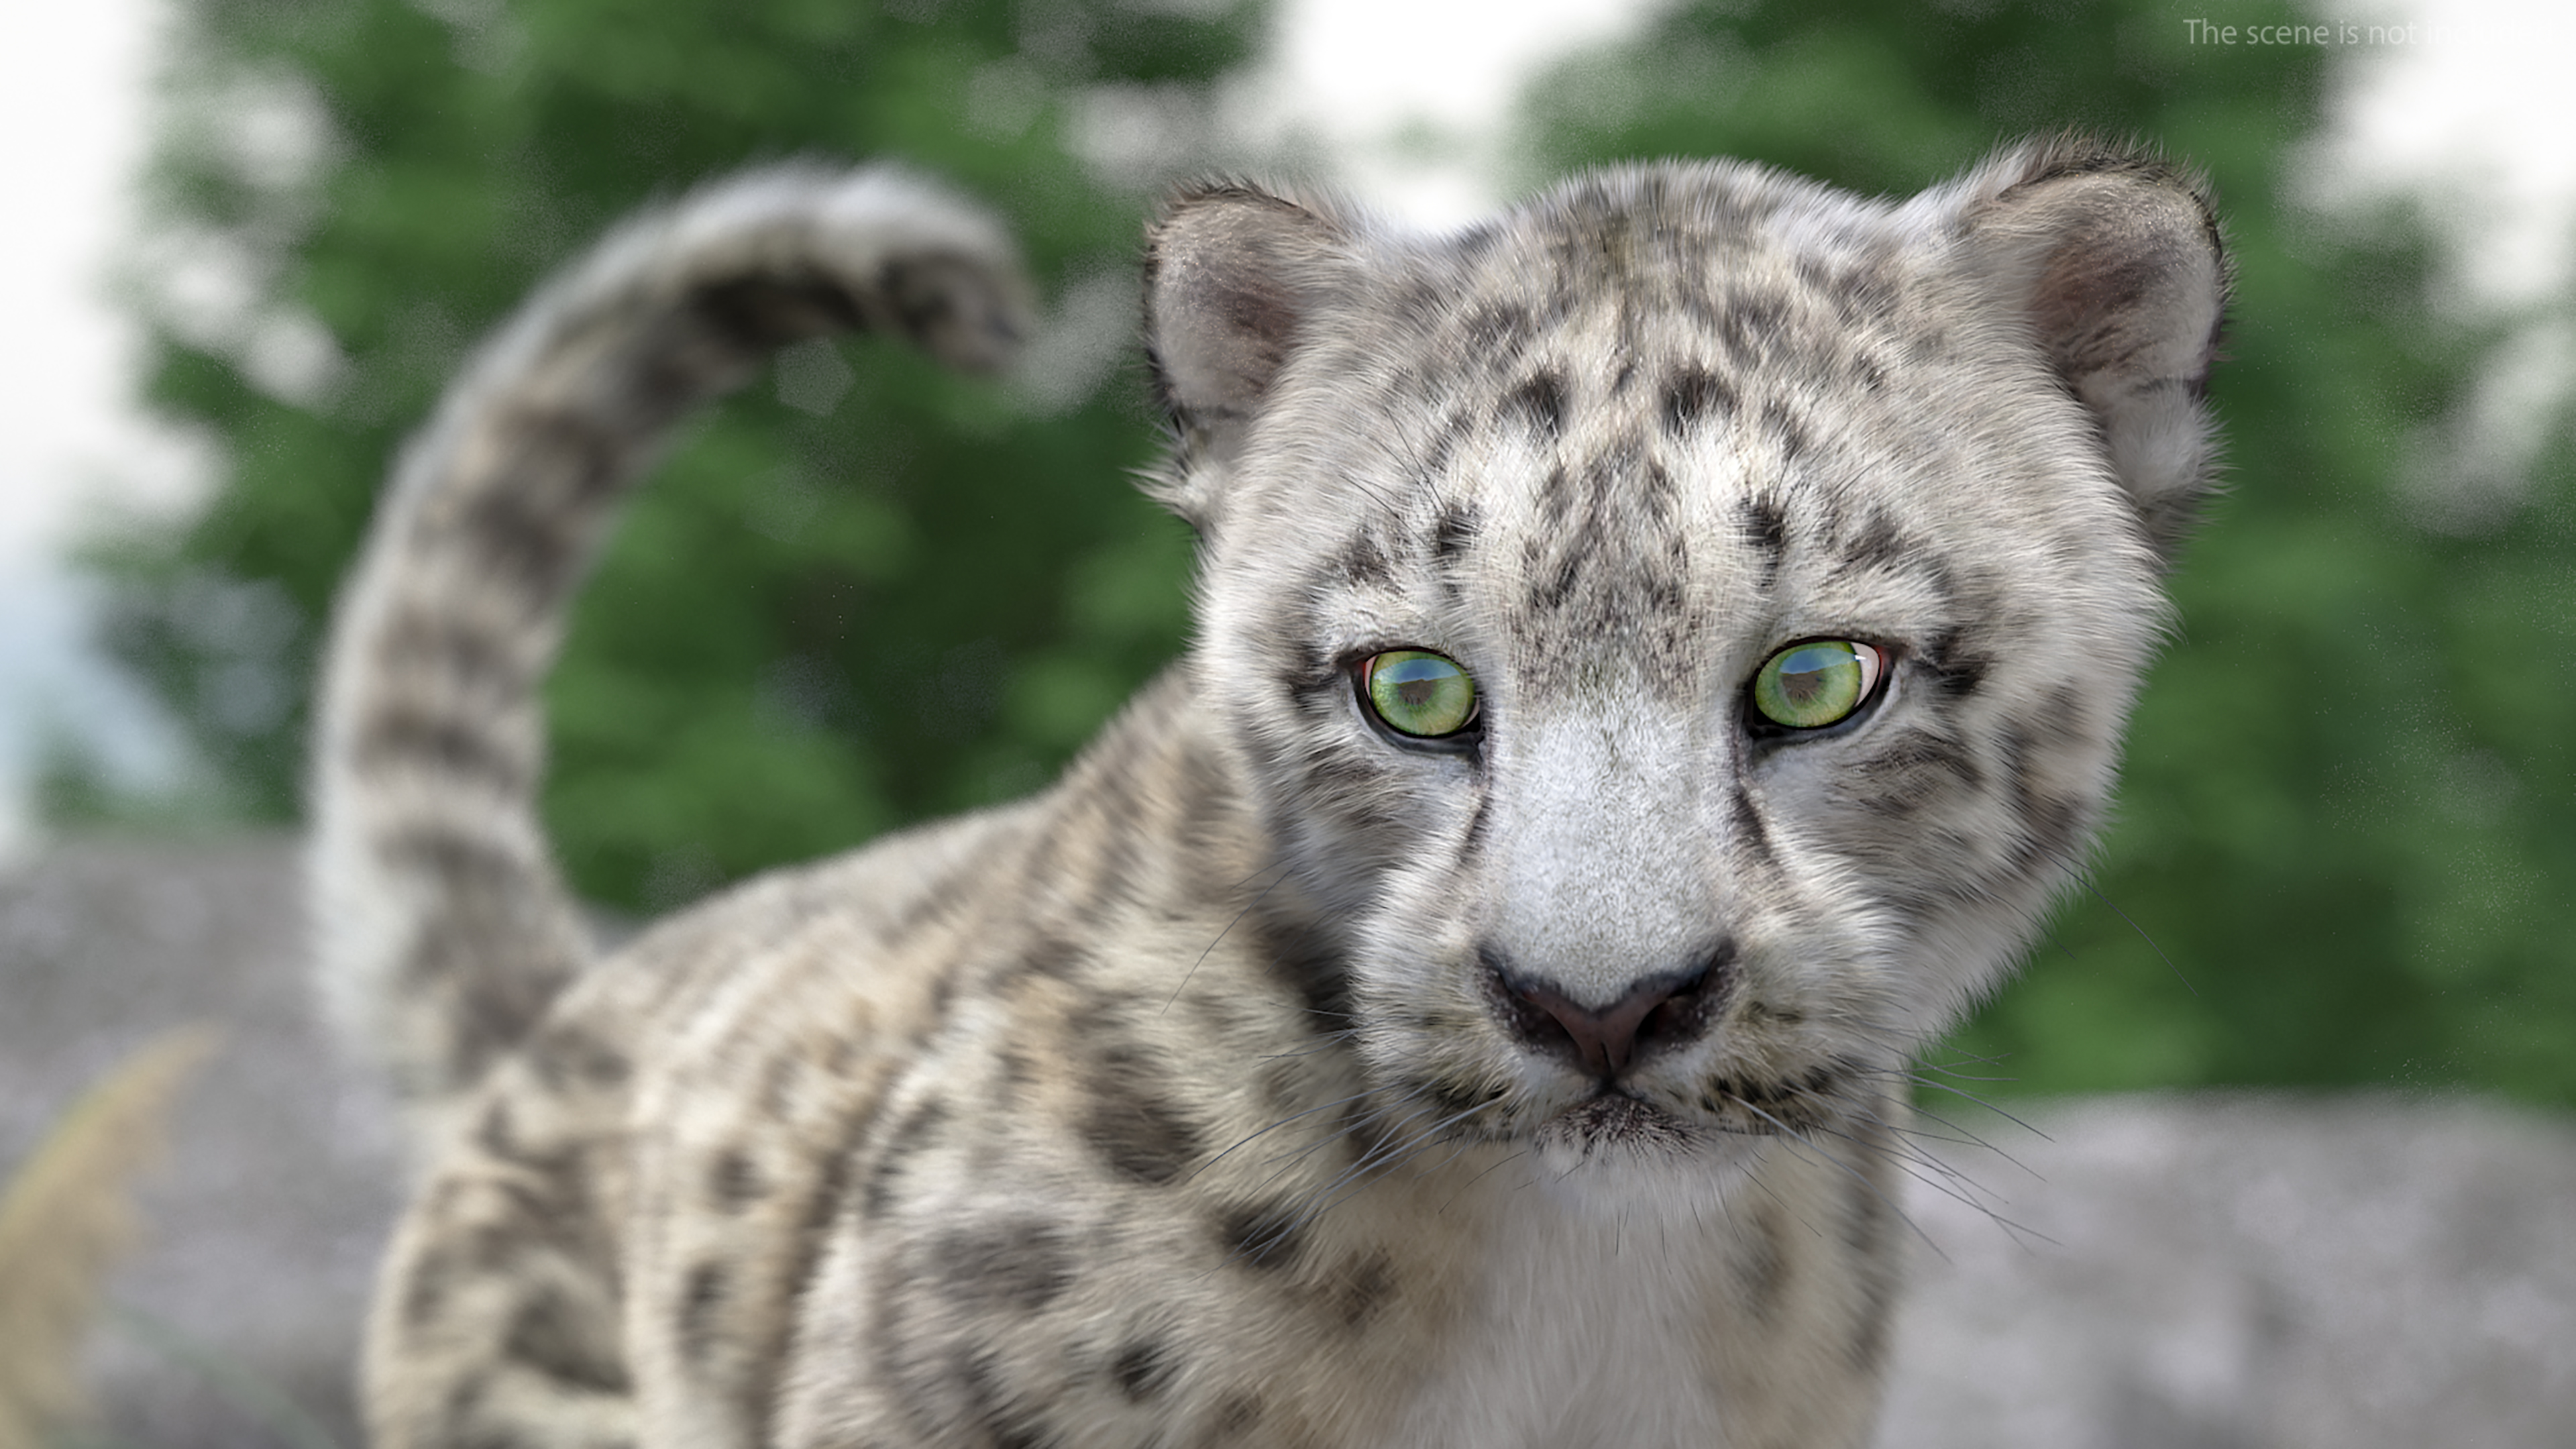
[
  {"x1": 1751, "y1": 640, "x2": 1886, "y2": 730},
  {"x1": 1363, "y1": 650, "x2": 1479, "y2": 739}
]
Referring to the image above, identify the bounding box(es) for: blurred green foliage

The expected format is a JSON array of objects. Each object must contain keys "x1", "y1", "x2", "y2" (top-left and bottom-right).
[
  {"x1": 1519, "y1": 0, "x2": 2576, "y2": 1106},
  {"x1": 87, "y1": 0, "x2": 1245, "y2": 910},
  {"x1": 80, "y1": 0, "x2": 2574, "y2": 1103}
]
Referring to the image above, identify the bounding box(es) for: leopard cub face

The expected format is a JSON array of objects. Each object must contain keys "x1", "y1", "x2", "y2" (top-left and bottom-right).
[{"x1": 1148, "y1": 148, "x2": 2224, "y2": 1179}]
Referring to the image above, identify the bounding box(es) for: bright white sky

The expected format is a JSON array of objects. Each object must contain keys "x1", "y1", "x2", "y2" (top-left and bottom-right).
[
  {"x1": 0, "y1": 0, "x2": 185, "y2": 849},
  {"x1": 0, "y1": 0, "x2": 2568, "y2": 850}
]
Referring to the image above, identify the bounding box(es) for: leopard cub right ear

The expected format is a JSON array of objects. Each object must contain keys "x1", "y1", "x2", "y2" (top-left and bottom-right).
[
  {"x1": 1949, "y1": 137, "x2": 2231, "y2": 563},
  {"x1": 1142, "y1": 183, "x2": 1357, "y2": 484}
]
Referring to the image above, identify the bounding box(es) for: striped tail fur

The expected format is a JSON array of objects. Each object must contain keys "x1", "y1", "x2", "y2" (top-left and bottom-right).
[{"x1": 309, "y1": 165, "x2": 1032, "y2": 1130}]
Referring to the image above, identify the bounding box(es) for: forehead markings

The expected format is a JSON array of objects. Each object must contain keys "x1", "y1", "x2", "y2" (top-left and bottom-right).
[
  {"x1": 1376, "y1": 235, "x2": 2015, "y2": 737},
  {"x1": 1832, "y1": 507, "x2": 1925, "y2": 576},
  {"x1": 1662, "y1": 366, "x2": 1738, "y2": 437},
  {"x1": 1792, "y1": 249, "x2": 1908, "y2": 333},
  {"x1": 1810, "y1": 496, "x2": 1981, "y2": 637},
  {"x1": 1714, "y1": 290, "x2": 1790, "y2": 372},
  {"x1": 1757, "y1": 398, "x2": 1812, "y2": 466},
  {"x1": 1500, "y1": 370, "x2": 1567, "y2": 445},
  {"x1": 1735, "y1": 494, "x2": 1790, "y2": 594},
  {"x1": 1410, "y1": 410, "x2": 1470, "y2": 487},
  {"x1": 1359, "y1": 223, "x2": 1898, "y2": 655},
  {"x1": 1430, "y1": 500, "x2": 1480, "y2": 563},
  {"x1": 1505, "y1": 423, "x2": 1706, "y2": 692},
  {"x1": 1330, "y1": 531, "x2": 1397, "y2": 591},
  {"x1": 1460, "y1": 302, "x2": 1536, "y2": 374},
  {"x1": 1293, "y1": 457, "x2": 1485, "y2": 626}
]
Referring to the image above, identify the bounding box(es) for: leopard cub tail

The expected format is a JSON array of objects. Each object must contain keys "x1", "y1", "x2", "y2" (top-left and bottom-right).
[{"x1": 308, "y1": 166, "x2": 1032, "y2": 1131}]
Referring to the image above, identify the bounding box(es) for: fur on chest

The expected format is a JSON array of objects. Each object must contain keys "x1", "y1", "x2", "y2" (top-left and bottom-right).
[{"x1": 1373, "y1": 1154, "x2": 1894, "y2": 1449}]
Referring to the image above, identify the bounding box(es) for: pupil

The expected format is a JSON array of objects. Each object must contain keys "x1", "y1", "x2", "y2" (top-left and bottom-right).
[{"x1": 1782, "y1": 670, "x2": 1823, "y2": 704}]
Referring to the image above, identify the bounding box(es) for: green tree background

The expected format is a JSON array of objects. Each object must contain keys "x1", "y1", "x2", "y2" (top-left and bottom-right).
[
  {"x1": 74, "y1": 0, "x2": 2576, "y2": 1104},
  {"x1": 81, "y1": 0, "x2": 1249, "y2": 910}
]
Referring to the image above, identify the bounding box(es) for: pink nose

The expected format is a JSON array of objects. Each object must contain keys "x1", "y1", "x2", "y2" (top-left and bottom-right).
[{"x1": 1509, "y1": 975, "x2": 1688, "y2": 1078}]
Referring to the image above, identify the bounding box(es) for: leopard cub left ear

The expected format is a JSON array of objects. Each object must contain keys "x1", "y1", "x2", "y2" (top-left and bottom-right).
[
  {"x1": 1140, "y1": 182, "x2": 1362, "y2": 525},
  {"x1": 1951, "y1": 137, "x2": 2231, "y2": 561}
]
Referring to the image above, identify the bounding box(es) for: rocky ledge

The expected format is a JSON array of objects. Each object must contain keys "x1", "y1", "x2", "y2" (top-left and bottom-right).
[{"x1": 3, "y1": 839, "x2": 2570, "y2": 1448}]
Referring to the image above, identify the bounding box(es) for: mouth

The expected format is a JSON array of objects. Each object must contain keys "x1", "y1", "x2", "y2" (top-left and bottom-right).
[
  {"x1": 1537, "y1": 1091, "x2": 1709, "y2": 1152},
  {"x1": 1395, "y1": 1057, "x2": 1866, "y2": 1157},
  {"x1": 1534, "y1": 1069, "x2": 1868, "y2": 1158}
]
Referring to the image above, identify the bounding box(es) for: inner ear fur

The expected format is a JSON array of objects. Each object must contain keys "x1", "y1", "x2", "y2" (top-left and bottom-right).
[
  {"x1": 1142, "y1": 182, "x2": 1355, "y2": 445},
  {"x1": 1959, "y1": 138, "x2": 2231, "y2": 561}
]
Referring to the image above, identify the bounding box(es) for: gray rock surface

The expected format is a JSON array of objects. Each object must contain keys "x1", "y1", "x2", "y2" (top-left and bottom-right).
[
  {"x1": 4, "y1": 839, "x2": 2573, "y2": 1448},
  {"x1": 1880, "y1": 1094, "x2": 2576, "y2": 1448},
  {"x1": 0, "y1": 838, "x2": 400, "y2": 1449}
]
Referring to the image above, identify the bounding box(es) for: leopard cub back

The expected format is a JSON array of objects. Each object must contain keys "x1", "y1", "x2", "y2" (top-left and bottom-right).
[{"x1": 319, "y1": 139, "x2": 2225, "y2": 1448}]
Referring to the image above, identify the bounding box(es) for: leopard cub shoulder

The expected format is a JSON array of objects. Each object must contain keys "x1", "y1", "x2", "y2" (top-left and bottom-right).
[{"x1": 315, "y1": 139, "x2": 2226, "y2": 1448}]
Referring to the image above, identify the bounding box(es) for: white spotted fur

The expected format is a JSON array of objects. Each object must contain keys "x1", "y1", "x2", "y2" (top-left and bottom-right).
[{"x1": 323, "y1": 139, "x2": 2226, "y2": 1448}]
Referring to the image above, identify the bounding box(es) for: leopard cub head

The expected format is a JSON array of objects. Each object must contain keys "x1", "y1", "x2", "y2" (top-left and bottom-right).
[{"x1": 1141, "y1": 140, "x2": 2226, "y2": 1171}]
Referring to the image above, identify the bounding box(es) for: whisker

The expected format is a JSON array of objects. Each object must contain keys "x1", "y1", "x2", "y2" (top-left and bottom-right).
[
  {"x1": 2037, "y1": 844, "x2": 2196, "y2": 997},
  {"x1": 1904, "y1": 1061, "x2": 2023, "y2": 1085},
  {"x1": 1856, "y1": 1110, "x2": 2004, "y2": 1157},
  {"x1": 1817, "y1": 1128, "x2": 1996, "y2": 1222},
  {"x1": 1900, "y1": 1102, "x2": 2047, "y2": 1181},
  {"x1": 1829, "y1": 1022, "x2": 2022, "y2": 1083},
  {"x1": 1729, "y1": 1095, "x2": 1946, "y2": 1265},
  {"x1": 1278, "y1": 1093, "x2": 1509, "y2": 1240},
  {"x1": 1913, "y1": 1043, "x2": 2020, "y2": 1074},
  {"x1": 1384, "y1": 1130, "x2": 1491, "y2": 1197},
  {"x1": 1250, "y1": 1084, "x2": 1452, "y2": 1185},
  {"x1": 1195, "y1": 1089, "x2": 1446, "y2": 1272},
  {"x1": 1436, "y1": 1146, "x2": 1533, "y2": 1215},
  {"x1": 1737, "y1": 1157, "x2": 1823, "y2": 1242},
  {"x1": 1187, "y1": 1087, "x2": 1385, "y2": 1185},
  {"x1": 1902, "y1": 1076, "x2": 2053, "y2": 1142},
  {"x1": 1233, "y1": 1083, "x2": 1449, "y2": 1199},
  {"x1": 1256, "y1": 1028, "x2": 1363, "y2": 1061},
  {"x1": 1161, "y1": 859, "x2": 1296, "y2": 1012},
  {"x1": 1324, "y1": 1093, "x2": 1502, "y2": 1193},
  {"x1": 1826, "y1": 1109, "x2": 1982, "y2": 1187},
  {"x1": 1815, "y1": 1111, "x2": 2043, "y2": 1240}
]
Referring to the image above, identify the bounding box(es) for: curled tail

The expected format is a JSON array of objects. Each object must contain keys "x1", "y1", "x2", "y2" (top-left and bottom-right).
[{"x1": 309, "y1": 165, "x2": 1032, "y2": 1119}]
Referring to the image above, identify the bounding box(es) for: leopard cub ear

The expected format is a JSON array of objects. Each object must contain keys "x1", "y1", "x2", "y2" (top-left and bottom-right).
[
  {"x1": 1142, "y1": 182, "x2": 1359, "y2": 516},
  {"x1": 1950, "y1": 137, "x2": 2231, "y2": 562}
]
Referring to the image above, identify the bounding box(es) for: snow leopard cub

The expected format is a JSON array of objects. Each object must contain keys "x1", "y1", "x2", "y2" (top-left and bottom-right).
[{"x1": 315, "y1": 138, "x2": 2226, "y2": 1448}]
